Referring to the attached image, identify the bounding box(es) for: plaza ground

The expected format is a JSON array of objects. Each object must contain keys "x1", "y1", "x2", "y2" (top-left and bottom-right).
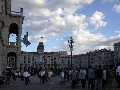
[{"x1": 0, "y1": 75, "x2": 120, "y2": 90}]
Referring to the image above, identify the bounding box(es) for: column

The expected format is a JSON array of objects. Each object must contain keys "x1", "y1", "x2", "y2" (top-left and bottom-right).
[{"x1": 16, "y1": 54, "x2": 20, "y2": 70}]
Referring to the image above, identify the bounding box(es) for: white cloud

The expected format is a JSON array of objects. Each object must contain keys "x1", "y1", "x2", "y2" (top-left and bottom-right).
[
  {"x1": 114, "y1": 4, "x2": 120, "y2": 14},
  {"x1": 101, "y1": 0, "x2": 114, "y2": 3},
  {"x1": 63, "y1": 5, "x2": 83, "y2": 16},
  {"x1": 115, "y1": 30, "x2": 120, "y2": 33},
  {"x1": 89, "y1": 11, "x2": 108, "y2": 30},
  {"x1": 11, "y1": 0, "x2": 120, "y2": 54},
  {"x1": 56, "y1": 29, "x2": 120, "y2": 54}
]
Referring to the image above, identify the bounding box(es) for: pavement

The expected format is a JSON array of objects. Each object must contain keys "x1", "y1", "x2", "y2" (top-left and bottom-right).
[{"x1": 0, "y1": 75, "x2": 120, "y2": 90}]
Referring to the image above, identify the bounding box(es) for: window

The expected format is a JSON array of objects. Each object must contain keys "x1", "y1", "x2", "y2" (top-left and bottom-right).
[{"x1": 62, "y1": 60, "x2": 63, "y2": 62}]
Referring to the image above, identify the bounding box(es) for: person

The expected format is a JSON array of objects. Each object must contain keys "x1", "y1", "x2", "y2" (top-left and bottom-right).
[
  {"x1": 96, "y1": 65, "x2": 103, "y2": 90},
  {"x1": 2, "y1": 68, "x2": 7, "y2": 78},
  {"x1": 116, "y1": 63, "x2": 120, "y2": 88},
  {"x1": 11, "y1": 68, "x2": 16, "y2": 81},
  {"x1": 75, "y1": 69, "x2": 80, "y2": 86},
  {"x1": 102, "y1": 67, "x2": 107, "y2": 89},
  {"x1": 38, "y1": 69, "x2": 45, "y2": 84},
  {"x1": 20, "y1": 69, "x2": 24, "y2": 81},
  {"x1": 5, "y1": 69, "x2": 12, "y2": 85},
  {"x1": 87, "y1": 66, "x2": 95, "y2": 90},
  {"x1": 60, "y1": 70, "x2": 65, "y2": 83},
  {"x1": 44, "y1": 69, "x2": 48, "y2": 83},
  {"x1": 71, "y1": 68, "x2": 77, "y2": 89},
  {"x1": 27, "y1": 70, "x2": 31, "y2": 84},
  {"x1": 80, "y1": 67, "x2": 86, "y2": 89},
  {"x1": 108, "y1": 65, "x2": 115, "y2": 90},
  {"x1": 48, "y1": 69, "x2": 53, "y2": 84},
  {"x1": 42, "y1": 69, "x2": 45, "y2": 83},
  {"x1": 23, "y1": 69, "x2": 30, "y2": 86}
]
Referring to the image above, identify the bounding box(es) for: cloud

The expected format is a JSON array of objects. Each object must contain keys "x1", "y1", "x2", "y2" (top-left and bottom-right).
[
  {"x1": 114, "y1": 4, "x2": 120, "y2": 14},
  {"x1": 11, "y1": 0, "x2": 120, "y2": 54},
  {"x1": 101, "y1": 0, "x2": 114, "y2": 3},
  {"x1": 89, "y1": 11, "x2": 108, "y2": 30},
  {"x1": 115, "y1": 30, "x2": 120, "y2": 33},
  {"x1": 11, "y1": 0, "x2": 94, "y2": 41},
  {"x1": 55, "y1": 30, "x2": 120, "y2": 55}
]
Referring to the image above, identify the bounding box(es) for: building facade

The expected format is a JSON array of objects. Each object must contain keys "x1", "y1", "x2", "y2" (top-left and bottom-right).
[
  {"x1": 0, "y1": 0, "x2": 24, "y2": 75},
  {"x1": 89, "y1": 49, "x2": 114, "y2": 67},
  {"x1": 20, "y1": 45, "x2": 116, "y2": 69},
  {"x1": 113, "y1": 42, "x2": 120, "y2": 66},
  {"x1": 73, "y1": 54, "x2": 89, "y2": 68},
  {"x1": 21, "y1": 42, "x2": 68, "y2": 69}
]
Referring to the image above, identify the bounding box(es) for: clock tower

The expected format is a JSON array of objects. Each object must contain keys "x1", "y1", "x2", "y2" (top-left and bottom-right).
[{"x1": 37, "y1": 42, "x2": 44, "y2": 55}]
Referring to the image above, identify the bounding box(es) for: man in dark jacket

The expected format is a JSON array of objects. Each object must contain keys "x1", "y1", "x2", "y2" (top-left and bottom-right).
[{"x1": 96, "y1": 65, "x2": 103, "y2": 90}]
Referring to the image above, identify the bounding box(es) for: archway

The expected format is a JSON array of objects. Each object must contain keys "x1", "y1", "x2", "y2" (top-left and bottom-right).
[
  {"x1": 8, "y1": 23, "x2": 19, "y2": 46},
  {"x1": 7, "y1": 52, "x2": 17, "y2": 69}
]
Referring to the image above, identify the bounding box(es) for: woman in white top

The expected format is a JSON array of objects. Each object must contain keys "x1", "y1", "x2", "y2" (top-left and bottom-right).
[{"x1": 23, "y1": 69, "x2": 30, "y2": 86}]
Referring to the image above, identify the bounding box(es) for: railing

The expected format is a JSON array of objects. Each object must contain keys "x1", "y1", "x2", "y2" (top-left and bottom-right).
[{"x1": 9, "y1": 42, "x2": 16, "y2": 46}]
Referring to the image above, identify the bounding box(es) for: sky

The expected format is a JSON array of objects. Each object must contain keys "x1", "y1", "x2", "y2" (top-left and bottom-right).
[{"x1": 10, "y1": 0, "x2": 120, "y2": 55}]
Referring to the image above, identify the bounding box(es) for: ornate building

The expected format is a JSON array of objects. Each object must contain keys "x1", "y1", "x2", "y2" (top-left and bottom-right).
[{"x1": 0, "y1": 0, "x2": 24, "y2": 75}]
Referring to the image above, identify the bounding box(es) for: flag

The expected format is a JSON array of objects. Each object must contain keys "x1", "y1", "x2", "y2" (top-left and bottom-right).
[
  {"x1": 24, "y1": 32, "x2": 28, "y2": 39},
  {"x1": 39, "y1": 55, "x2": 43, "y2": 62},
  {"x1": 69, "y1": 45, "x2": 73, "y2": 48},
  {"x1": 43, "y1": 55, "x2": 46, "y2": 60},
  {"x1": 22, "y1": 38, "x2": 31, "y2": 47},
  {"x1": 21, "y1": 32, "x2": 31, "y2": 47}
]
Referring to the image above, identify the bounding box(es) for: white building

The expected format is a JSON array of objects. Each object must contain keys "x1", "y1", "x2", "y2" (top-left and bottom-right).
[
  {"x1": 21, "y1": 42, "x2": 68, "y2": 69},
  {"x1": 89, "y1": 48, "x2": 114, "y2": 67},
  {"x1": 60, "y1": 55, "x2": 72, "y2": 68}
]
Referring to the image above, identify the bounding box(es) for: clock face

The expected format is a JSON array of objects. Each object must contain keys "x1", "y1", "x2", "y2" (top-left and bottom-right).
[{"x1": 0, "y1": 21, "x2": 4, "y2": 29}]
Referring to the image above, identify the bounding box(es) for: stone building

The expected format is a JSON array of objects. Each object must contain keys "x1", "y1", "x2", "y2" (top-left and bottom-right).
[{"x1": 0, "y1": 0, "x2": 24, "y2": 75}]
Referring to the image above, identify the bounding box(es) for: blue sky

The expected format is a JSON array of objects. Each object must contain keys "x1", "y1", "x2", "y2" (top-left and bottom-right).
[{"x1": 11, "y1": 0, "x2": 120, "y2": 55}]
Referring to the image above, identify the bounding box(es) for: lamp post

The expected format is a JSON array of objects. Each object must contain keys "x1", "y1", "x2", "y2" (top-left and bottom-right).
[{"x1": 68, "y1": 36, "x2": 74, "y2": 68}]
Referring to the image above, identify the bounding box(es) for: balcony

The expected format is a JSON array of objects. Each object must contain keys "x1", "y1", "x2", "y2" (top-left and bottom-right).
[
  {"x1": 11, "y1": 8, "x2": 23, "y2": 16},
  {"x1": 9, "y1": 42, "x2": 16, "y2": 46}
]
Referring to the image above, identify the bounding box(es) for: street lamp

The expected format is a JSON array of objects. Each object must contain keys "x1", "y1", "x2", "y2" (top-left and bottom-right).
[{"x1": 68, "y1": 36, "x2": 75, "y2": 68}]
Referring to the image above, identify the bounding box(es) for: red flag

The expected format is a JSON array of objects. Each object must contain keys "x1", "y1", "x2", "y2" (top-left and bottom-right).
[{"x1": 43, "y1": 55, "x2": 46, "y2": 60}]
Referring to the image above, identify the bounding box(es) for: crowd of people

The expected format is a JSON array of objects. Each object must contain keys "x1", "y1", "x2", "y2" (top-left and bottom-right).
[
  {"x1": 1, "y1": 67, "x2": 56, "y2": 86},
  {"x1": 1, "y1": 63, "x2": 120, "y2": 90},
  {"x1": 58, "y1": 63, "x2": 120, "y2": 90}
]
